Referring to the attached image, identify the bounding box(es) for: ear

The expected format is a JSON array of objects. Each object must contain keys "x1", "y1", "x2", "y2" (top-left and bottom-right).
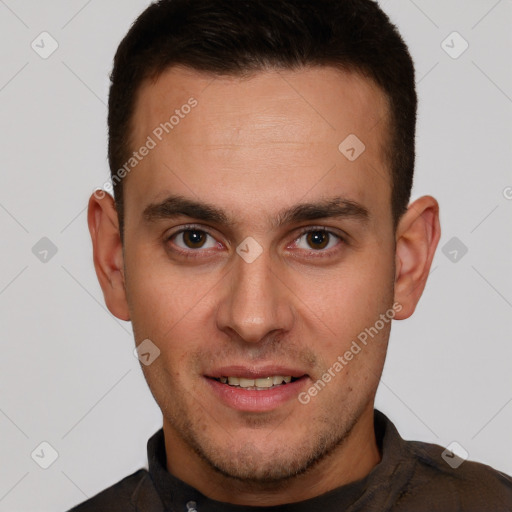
[
  {"x1": 393, "y1": 195, "x2": 441, "y2": 320},
  {"x1": 87, "y1": 191, "x2": 130, "y2": 321}
]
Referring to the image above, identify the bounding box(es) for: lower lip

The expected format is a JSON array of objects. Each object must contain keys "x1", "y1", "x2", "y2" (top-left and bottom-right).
[{"x1": 205, "y1": 377, "x2": 308, "y2": 412}]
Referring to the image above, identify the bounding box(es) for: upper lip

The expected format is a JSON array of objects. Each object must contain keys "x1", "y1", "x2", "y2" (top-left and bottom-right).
[{"x1": 206, "y1": 365, "x2": 308, "y2": 379}]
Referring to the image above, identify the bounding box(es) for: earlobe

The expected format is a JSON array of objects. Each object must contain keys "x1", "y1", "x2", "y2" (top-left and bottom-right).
[
  {"x1": 393, "y1": 196, "x2": 441, "y2": 320},
  {"x1": 87, "y1": 191, "x2": 131, "y2": 321}
]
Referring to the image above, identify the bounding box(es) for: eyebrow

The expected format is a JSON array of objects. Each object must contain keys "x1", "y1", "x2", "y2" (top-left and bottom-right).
[{"x1": 142, "y1": 194, "x2": 369, "y2": 228}]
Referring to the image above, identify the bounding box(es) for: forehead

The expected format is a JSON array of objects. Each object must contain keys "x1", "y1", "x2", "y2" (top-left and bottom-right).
[{"x1": 125, "y1": 65, "x2": 391, "y2": 227}]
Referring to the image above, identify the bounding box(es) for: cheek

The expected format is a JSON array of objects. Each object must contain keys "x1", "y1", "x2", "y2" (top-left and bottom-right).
[
  {"x1": 296, "y1": 255, "x2": 394, "y2": 331},
  {"x1": 287, "y1": 249, "x2": 395, "y2": 381},
  {"x1": 124, "y1": 242, "x2": 212, "y2": 335}
]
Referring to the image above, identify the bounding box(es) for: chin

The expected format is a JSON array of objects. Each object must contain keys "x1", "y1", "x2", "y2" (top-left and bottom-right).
[
  {"x1": 203, "y1": 444, "x2": 313, "y2": 483},
  {"x1": 189, "y1": 423, "x2": 345, "y2": 485}
]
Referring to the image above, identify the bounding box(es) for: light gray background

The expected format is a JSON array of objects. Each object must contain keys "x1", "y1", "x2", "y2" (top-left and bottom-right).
[{"x1": 0, "y1": 1, "x2": 511, "y2": 510}]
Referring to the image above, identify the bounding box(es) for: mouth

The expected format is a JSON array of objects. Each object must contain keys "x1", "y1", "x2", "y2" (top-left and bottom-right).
[
  {"x1": 210, "y1": 375, "x2": 302, "y2": 390},
  {"x1": 204, "y1": 367, "x2": 309, "y2": 412}
]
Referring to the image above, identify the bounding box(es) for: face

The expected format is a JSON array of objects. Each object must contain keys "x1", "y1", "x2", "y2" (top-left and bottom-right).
[
  {"x1": 119, "y1": 65, "x2": 395, "y2": 481},
  {"x1": 91, "y1": 64, "x2": 440, "y2": 500}
]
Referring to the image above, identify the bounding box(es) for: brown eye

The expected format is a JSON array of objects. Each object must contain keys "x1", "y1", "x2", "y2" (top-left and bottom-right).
[
  {"x1": 292, "y1": 228, "x2": 343, "y2": 255},
  {"x1": 168, "y1": 227, "x2": 220, "y2": 255},
  {"x1": 181, "y1": 230, "x2": 207, "y2": 249},
  {"x1": 306, "y1": 230, "x2": 329, "y2": 250}
]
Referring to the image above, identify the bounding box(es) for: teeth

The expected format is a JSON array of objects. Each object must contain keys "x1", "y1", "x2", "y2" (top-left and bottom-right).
[
  {"x1": 220, "y1": 375, "x2": 294, "y2": 388},
  {"x1": 255, "y1": 377, "x2": 273, "y2": 388},
  {"x1": 270, "y1": 376, "x2": 292, "y2": 384},
  {"x1": 239, "y1": 378, "x2": 254, "y2": 388}
]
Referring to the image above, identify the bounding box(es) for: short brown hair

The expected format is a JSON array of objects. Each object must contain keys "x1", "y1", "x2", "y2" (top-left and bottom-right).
[{"x1": 108, "y1": 0, "x2": 417, "y2": 236}]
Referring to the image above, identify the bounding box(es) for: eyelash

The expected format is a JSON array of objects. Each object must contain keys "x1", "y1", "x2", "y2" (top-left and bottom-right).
[{"x1": 165, "y1": 224, "x2": 346, "y2": 260}]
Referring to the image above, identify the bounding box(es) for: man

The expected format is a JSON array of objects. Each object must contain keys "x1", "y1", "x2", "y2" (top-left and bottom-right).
[{"x1": 70, "y1": 0, "x2": 512, "y2": 510}]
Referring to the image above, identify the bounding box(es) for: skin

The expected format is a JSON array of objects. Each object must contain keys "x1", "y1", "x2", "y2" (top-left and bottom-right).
[{"x1": 88, "y1": 66, "x2": 440, "y2": 505}]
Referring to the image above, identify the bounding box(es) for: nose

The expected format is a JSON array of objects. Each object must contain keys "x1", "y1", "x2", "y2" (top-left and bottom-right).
[{"x1": 215, "y1": 246, "x2": 294, "y2": 344}]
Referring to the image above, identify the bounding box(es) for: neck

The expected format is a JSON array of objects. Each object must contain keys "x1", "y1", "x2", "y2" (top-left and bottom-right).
[{"x1": 163, "y1": 405, "x2": 380, "y2": 506}]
